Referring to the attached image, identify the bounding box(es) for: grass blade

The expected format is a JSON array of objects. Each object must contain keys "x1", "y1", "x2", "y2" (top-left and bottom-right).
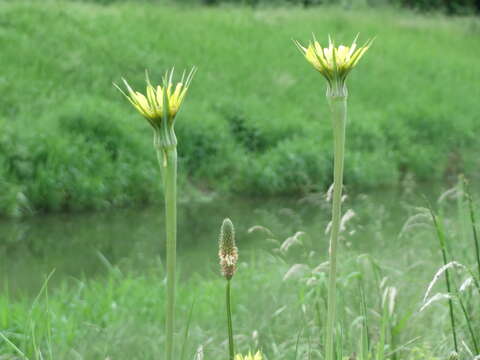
[
  {"x1": 429, "y1": 206, "x2": 459, "y2": 353},
  {"x1": 180, "y1": 298, "x2": 196, "y2": 360},
  {"x1": 466, "y1": 185, "x2": 480, "y2": 282}
]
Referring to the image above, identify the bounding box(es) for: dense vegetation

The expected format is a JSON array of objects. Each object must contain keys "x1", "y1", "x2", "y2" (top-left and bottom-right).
[
  {"x1": 77, "y1": 0, "x2": 480, "y2": 15},
  {"x1": 1, "y1": 2, "x2": 479, "y2": 359},
  {"x1": 1, "y1": 184, "x2": 479, "y2": 359},
  {"x1": 0, "y1": 1, "x2": 479, "y2": 217}
]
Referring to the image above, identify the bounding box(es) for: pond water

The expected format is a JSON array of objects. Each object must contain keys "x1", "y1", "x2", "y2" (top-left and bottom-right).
[{"x1": 0, "y1": 184, "x2": 454, "y2": 297}]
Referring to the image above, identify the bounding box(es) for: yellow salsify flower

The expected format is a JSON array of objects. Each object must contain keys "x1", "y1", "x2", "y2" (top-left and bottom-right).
[
  {"x1": 235, "y1": 351, "x2": 262, "y2": 360},
  {"x1": 294, "y1": 35, "x2": 372, "y2": 89},
  {"x1": 115, "y1": 68, "x2": 196, "y2": 129}
]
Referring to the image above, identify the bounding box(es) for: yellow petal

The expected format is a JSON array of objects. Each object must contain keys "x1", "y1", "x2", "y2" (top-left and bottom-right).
[
  {"x1": 305, "y1": 45, "x2": 322, "y2": 71},
  {"x1": 336, "y1": 45, "x2": 349, "y2": 64},
  {"x1": 146, "y1": 84, "x2": 157, "y2": 110},
  {"x1": 134, "y1": 92, "x2": 148, "y2": 109},
  {"x1": 156, "y1": 85, "x2": 164, "y2": 109}
]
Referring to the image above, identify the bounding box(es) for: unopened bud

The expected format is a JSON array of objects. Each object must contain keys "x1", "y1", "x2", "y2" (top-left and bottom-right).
[{"x1": 219, "y1": 218, "x2": 238, "y2": 280}]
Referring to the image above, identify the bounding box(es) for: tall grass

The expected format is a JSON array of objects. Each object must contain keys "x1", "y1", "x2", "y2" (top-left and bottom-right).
[
  {"x1": 421, "y1": 181, "x2": 480, "y2": 358},
  {"x1": 2, "y1": 187, "x2": 478, "y2": 359},
  {"x1": 0, "y1": 1, "x2": 479, "y2": 216}
]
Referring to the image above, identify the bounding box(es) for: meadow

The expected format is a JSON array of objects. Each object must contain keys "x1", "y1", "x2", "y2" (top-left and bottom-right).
[
  {"x1": 0, "y1": 1, "x2": 480, "y2": 216},
  {"x1": 1, "y1": 184, "x2": 480, "y2": 359}
]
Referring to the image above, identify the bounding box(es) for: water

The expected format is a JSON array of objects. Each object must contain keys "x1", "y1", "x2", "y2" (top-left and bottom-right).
[{"x1": 0, "y1": 185, "x2": 451, "y2": 297}]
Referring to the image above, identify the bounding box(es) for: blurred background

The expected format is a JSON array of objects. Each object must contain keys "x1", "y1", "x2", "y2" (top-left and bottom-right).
[{"x1": 0, "y1": 0, "x2": 479, "y2": 217}]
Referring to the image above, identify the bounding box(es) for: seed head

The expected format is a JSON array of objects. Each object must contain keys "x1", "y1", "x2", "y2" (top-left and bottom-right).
[{"x1": 219, "y1": 218, "x2": 238, "y2": 280}]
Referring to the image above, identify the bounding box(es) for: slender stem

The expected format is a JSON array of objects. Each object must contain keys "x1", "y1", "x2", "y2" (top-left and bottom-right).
[
  {"x1": 158, "y1": 146, "x2": 177, "y2": 360},
  {"x1": 457, "y1": 295, "x2": 479, "y2": 354},
  {"x1": 430, "y1": 210, "x2": 458, "y2": 353},
  {"x1": 226, "y1": 279, "x2": 235, "y2": 360},
  {"x1": 467, "y1": 192, "x2": 480, "y2": 281},
  {"x1": 325, "y1": 94, "x2": 347, "y2": 360}
]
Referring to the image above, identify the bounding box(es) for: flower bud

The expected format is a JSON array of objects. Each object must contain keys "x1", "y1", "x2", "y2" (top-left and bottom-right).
[{"x1": 219, "y1": 218, "x2": 238, "y2": 280}]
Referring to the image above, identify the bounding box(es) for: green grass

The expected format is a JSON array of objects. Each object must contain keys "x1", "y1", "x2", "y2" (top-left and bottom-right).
[
  {"x1": 0, "y1": 1, "x2": 479, "y2": 216},
  {"x1": 1, "y1": 184, "x2": 479, "y2": 359},
  {"x1": 0, "y1": 249, "x2": 438, "y2": 360}
]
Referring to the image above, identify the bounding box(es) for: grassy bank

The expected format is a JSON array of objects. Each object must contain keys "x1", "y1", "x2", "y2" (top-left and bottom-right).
[{"x1": 0, "y1": 1, "x2": 480, "y2": 216}]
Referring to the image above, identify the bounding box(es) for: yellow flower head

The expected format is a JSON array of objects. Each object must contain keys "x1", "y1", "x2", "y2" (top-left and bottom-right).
[
  {"x1": 115, "y1": 67, "x2": 196, "y2": 129},
  {"x1": 295, "y1": 35, "x2": 372, "y2": 89},
  {"x1": 235, "y1": 351, "x2": 262, "y2": 360}
]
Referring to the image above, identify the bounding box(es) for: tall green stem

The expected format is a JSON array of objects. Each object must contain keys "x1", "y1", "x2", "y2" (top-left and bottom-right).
[
  {"x1": 325, "y1": 94, "x2": 347, "y2": 360},
  {"x1": 226, "y1": 279, "x2": 235, "y2": 360},
  {"x1": 158, "y1": 146, "x2": 177, "y2": 360}
]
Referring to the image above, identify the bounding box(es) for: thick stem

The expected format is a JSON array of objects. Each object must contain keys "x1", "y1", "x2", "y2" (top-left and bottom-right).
[
  {"x1": 325, "y1": 95, "x2": 347, "y2": 360},
  {"x1": 226, "y1": 280, "x2": 235, "y2": 360},
  {"x1": 158, "y1": 146, "x2": 177, "y2": 360}
]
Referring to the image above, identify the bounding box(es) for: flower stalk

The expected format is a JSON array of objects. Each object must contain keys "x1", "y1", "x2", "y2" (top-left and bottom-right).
[
  {"x1": 325, "y1": 93, "x2": 347, "y2": 360},
  {"x1": 160, "y1": 145, "x2": 177, "y2": 360},
  {"x1": 295, "y1": 35, "x2": 371, "y2": 360},
  {"x1": 115, "y1": 68, "x2": 195, "y2": 360},
  {"x1": 226, "y1": 279, "x2": 234, "y2": 360}
]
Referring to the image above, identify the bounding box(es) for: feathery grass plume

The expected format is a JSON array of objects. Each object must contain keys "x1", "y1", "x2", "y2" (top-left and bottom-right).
[
  {"x1": 295, "y1": 35, "x2": 372, "y2": 360},
  {"x1": 235, "y1": 351, "x2": 262, "y2": 360},
  {"x1": 115, "y1": 67, "x2": 196, "y2": 360},
  {"x1": 219, "y1": 218, "x2": 238, "y2": 360},
  {"x1": 219, "y1": 218, "x2": 239, "y2": 280}
]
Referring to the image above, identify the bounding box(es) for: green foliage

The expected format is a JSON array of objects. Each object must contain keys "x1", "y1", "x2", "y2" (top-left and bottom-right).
[
  {"x1": 396, "y1": 0, "x2": 478, "y2": 14},
  {"x1": 0, "y1": 2, "x2": 479, "y2": 215},
  {"x1": 3, "y1": 189, "x2": 477, "y2": 359},
  {"x1": 2, "y1": 184, "x2": 479, "y2": 359}
]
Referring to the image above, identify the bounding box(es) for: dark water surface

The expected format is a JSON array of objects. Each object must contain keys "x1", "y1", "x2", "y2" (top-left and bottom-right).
[{"x1": 0, "y1": 185, "x2": 451, "y2": 297}]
